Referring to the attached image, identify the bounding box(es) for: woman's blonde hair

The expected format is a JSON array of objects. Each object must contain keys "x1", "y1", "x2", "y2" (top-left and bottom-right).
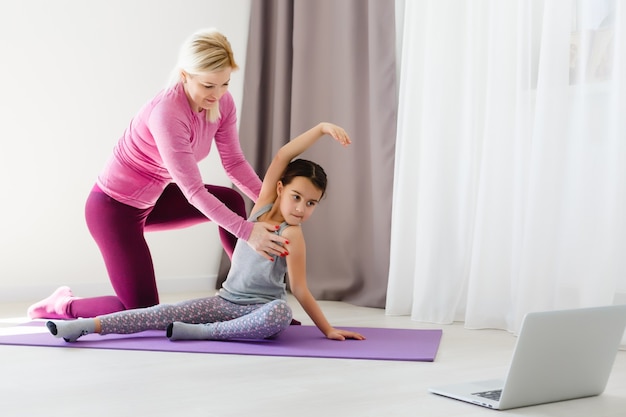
[{"x1": 168, "y1": 28, "x2": 239, "y2": 122}]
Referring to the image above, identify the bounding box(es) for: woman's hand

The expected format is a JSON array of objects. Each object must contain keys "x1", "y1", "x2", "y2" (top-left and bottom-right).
[
  {"x1": 246, "y1": 222, "x2": 289, "y2": 261},
  {"x1": 326, "y1": 328, "x2": 366, "y2": 341},
  {"x1": 319, "y1": 122, "x2": 352, "y2": 147}
]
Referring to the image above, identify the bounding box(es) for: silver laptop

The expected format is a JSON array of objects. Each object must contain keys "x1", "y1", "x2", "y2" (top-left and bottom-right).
[{"x1": 429, "y1": 304, "x2": 626, "y2": 410}]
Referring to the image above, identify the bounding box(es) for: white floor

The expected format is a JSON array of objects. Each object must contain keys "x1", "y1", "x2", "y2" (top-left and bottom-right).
[{"x1": 1, "y1": 292, "x2": 625, "y2": 417}]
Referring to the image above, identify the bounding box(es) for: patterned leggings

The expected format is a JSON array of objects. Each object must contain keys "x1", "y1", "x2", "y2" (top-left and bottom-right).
[{"x1": 98, "y1": 296, "x2": 293, "y2": 340}]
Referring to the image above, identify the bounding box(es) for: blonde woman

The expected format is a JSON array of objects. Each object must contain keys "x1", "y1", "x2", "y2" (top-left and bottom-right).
[{"x1": 28, "y1": 29, "x2": 287, "y2": 320}]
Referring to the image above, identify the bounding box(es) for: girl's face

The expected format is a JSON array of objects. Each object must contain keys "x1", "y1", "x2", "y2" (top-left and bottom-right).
[
  {"x1": 182, "y1": 68, "x2": 231, "y2": 112},
  {"x1": 277, "y1": 177, "x2": 323, "y2": 226}
]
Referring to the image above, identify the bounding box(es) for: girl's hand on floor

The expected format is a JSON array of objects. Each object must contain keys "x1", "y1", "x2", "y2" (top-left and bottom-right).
[{"x1": 326, "y1": 328, "x2": 366, "y2": 341}]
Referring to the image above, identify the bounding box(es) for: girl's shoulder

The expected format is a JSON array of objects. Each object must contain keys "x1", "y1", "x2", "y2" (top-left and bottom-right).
[
  {"x1": 282, "y1": 224, "x2": 305, "y2": 261},
  {"x1": 281, "y1": 223, "x2": 304, "y2": 243}
]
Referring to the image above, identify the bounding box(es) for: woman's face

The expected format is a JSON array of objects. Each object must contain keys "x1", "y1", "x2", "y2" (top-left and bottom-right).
[
  {"x1": 277, "y1": 177, "x2": 323, "y2": 226},
  {"x1": 182, "y1": 68, "x2": 232, "y2": 112}
]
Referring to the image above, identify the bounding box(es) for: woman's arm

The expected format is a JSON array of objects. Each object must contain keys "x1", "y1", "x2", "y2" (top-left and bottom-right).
[
  {"x1": 213, "y1": 93, "x2": 263, "y2": 202},
  {"x1": 150, "y1": 96, "x2": 255, "y2": 241},
  {"x1": 212, "y1": 100, "x2": 288, "y2": 259}
]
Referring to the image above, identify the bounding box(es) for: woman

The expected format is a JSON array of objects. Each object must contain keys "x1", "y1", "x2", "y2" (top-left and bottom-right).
[
  {"x1": 46, "y1": 122, "x2": 365, "y2": 343},
  {"x1": 28, "y1": 28, "x2": 287, "y2": 319}
]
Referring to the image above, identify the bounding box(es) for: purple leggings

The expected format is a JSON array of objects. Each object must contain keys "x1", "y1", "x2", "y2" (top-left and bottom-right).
[{"x1": 69, "y1": 183, "x2": 246, "y2": 319}]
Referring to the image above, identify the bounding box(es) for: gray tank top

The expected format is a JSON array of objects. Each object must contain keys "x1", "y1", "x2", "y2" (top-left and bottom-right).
[{"x1": 218, "y1": 204, "x2": 290, "y2": 304}]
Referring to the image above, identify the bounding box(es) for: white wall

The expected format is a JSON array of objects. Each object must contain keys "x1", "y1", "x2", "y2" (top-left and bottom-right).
[{"x1": 0, "y1": 0, "x2": 251, "y2": 301}]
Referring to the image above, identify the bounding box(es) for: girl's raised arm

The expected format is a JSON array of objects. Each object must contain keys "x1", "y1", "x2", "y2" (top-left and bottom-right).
[{"x1": 254, "y1": 123, "x2": 351, "y2": 209}]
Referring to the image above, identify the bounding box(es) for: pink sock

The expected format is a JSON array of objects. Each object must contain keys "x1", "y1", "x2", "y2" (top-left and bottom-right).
[{"x1": 27, "y1": 286, "x2": 75, "y2": 319}]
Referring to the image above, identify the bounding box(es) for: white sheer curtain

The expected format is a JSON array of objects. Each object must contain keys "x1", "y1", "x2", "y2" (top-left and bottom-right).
[{"x1": 387, "y1": 0, "x2": 626, "y2": 334}]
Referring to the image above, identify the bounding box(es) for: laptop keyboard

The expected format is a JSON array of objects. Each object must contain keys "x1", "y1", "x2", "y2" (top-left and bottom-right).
[{"x1": 472, "y1": 389, "x2": 502, "y2": 401}]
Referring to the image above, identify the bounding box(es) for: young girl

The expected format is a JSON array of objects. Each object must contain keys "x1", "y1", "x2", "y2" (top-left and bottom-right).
[{"x1": 46, "y1": 122, "x2": 365, "y2": 343}]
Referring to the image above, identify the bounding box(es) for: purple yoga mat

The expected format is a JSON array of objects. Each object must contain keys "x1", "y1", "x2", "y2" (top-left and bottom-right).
[{"x1": 0, "y1": 323, "x2": 442, "y2": 362}]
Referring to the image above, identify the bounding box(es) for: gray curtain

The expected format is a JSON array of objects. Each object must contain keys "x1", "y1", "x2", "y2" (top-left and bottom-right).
[{"x1": 220, "y1": 0, "x2": 397, "y2": 308}]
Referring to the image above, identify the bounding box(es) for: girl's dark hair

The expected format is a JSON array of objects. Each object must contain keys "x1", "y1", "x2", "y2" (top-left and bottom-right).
[{"x1": 280, "y1": 159, "x2": 328, "y2": 198}]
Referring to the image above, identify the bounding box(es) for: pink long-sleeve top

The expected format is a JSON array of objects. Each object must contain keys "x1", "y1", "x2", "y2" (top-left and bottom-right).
[{"x1": 97, "y1": 83, "x2": 261, "y2": 241}]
